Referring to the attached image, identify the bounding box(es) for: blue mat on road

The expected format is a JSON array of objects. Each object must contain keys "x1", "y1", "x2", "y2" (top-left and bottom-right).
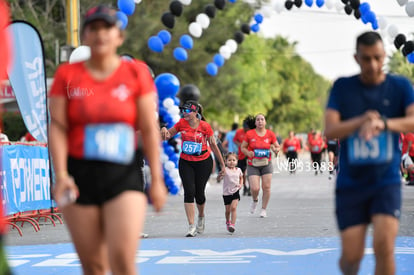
[{"x1": 6, "y1": 237, "x2": 414, "y2": 275}]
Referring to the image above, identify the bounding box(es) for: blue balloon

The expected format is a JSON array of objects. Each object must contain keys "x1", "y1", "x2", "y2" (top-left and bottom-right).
[
  {"x1": 179, "y1": 34, "x2": 194, "y2": 50},
  {"x1": 158, "y1": 30, "x2": 172, "y2": 45},
  {"x1": 213, "y1": 54, "x2": 225, "y2": 67},
  {"x1": 365, "y1": 11, "x2": 376, "y2": 23},
  {"x1": 173, "y1": 97, "x2": 180, "y2": 105},
  {"x1": 371, "y1": 20, "x2": 378, "y2": 30},
  {"x1": 305, "y1": 0, "x2": 313, "y2": 7},
  {"x1": 360, "y1": 13, "x2": 368, "y2": 24},
  {"x1": 116, "y1": 11, "x2": 128, "y2": 30},
  {"x1": 148, "y1": 36, "x2": 164, "y2": 53},
  {"x1": 407, "y1": 53, "x2": 414, "y2": 63},
  {"x1": 228, "y1": 0, "x2": 237, "y2": 2},
  {"x1": 359, "y1": 2, "x2": 370, "y2": 14},
  {"x1": 169, "y1": 184, "x2": 179, "y2": 195},
  {"x1": 254, "y1": 13, "x2": 263, "y2": 24},
  {"x1": 316, "y1": 0, "x2": 324, "y2": 8},
  {"x1": 250, "y1": 23, "x2": 260, "y2": 33},
  {"x1": 154, "y1": 73, "x2": 180, "y2": 99},
  {"x1": 159, "y1": 106, "x2": 169, "y2": 118},
  {"x1": 173, "y1": 47, "x2": 188, "y2": 62},
  {"x1": 164, "y1": 145, "x2": 175, "y2": 156},
  {"x1": 206, "y1": 63, "x2": 218, "y2": 76},
  {"x1": 118, "y1": 0, "x2": 135, "y2": 16}
]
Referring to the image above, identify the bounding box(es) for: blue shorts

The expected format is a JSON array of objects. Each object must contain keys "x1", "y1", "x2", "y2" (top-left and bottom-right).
[{"x1": 335, "y1": 184, "x2": 401, "y2": 231}]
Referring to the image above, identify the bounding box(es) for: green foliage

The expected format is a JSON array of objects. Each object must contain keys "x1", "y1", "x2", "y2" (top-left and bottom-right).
[
  {"x1": 388, "y1": 51, "x2": 414, "y2": 81},
  {"x1": 7, "y1": 0, "x2": 330, "y2": 138},
  {"x1": 2, "y1": 112, "x2": 26, "y2": 141}
]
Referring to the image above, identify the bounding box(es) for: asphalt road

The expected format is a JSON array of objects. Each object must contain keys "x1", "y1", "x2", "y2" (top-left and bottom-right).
[{"x1": 5, "y1": 154, "x2": 414, "y2": 246}]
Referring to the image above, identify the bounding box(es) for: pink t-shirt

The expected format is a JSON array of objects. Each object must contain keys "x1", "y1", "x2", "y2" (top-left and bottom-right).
[{"x1": 222, "y1": 167, "x2": 243, "y2": 196}]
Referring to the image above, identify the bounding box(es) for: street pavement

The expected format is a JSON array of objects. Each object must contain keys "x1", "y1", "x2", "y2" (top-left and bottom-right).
[{"x1": 4, "y1": 154, "x2": 414, "y2": 274}]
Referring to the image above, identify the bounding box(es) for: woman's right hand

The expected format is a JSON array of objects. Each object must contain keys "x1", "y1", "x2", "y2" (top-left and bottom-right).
[
  {"x1": 52, "y1": 175, "x2": 79, "y2": 208},
  {"x1": 160, "y1": 127, "x2": 171, "y2": 140},
  {"x1": 247, "y1": 151, "x2": 254, "y2": 158}
]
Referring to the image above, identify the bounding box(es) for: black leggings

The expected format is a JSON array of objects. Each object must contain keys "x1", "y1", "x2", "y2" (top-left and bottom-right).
[
  {"x1": 311, "y1": 152, "x2": 322, "y2": 170},
  {"x1": 179, "y1": 156, "x2": 213, "y2": 204}
]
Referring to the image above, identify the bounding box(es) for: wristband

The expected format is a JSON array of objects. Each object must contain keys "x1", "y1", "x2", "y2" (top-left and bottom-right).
[{"x1": 381, "y1": 115, "x2": 388, "y2": 131}]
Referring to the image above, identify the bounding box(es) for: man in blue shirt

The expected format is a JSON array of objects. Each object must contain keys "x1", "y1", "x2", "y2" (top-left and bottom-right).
[
  {"x1": 325, "y1": 31, "x2": 414, "y2": 275},
  {"x1": 223, "y1": 123, "x2": 239, "y2": 153}
]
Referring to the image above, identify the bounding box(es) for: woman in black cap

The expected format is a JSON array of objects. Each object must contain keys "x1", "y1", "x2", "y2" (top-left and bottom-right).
[
  {"x1": 161, "y1": 100, "x2": 225, "y2": 237},
  {"x1": 49, "y1": 4, "x2": 167, "y2": 274}
]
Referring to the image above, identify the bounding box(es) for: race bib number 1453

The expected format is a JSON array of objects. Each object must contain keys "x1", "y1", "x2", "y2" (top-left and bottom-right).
[{"x1": 347, "y1": 132, "x2": 393, "y2": 165}]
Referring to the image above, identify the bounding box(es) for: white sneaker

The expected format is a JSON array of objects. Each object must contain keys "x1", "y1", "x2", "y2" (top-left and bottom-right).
[
  {"x1": 196, "y1": 216, "x2": 205, "y2": 234},
  {"x1": 250, "y1": 201, "x2": 258, "y2": 214},
  {"x1": 186, "y1": 225, "x2": 197, "y2": 237},
  {"x1": 260, "y1": 209, "x2": 267, "y2": 218}
]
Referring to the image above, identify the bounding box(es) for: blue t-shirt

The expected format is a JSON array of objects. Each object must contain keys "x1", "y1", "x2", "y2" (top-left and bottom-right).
[
  {"x1": 326, "y1": 74, "x2": 414, "y2": 190},
  {"x1": 226, "y1": 130, "x2": 238, "y2": 153}
]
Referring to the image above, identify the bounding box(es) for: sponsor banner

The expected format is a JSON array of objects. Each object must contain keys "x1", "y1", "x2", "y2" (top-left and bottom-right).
[
  {"x1": 7, "y1": 21, "x2": 47, "y2": 142},
  {"x1": 1, "y1": 145, "x2": 51, "y2": 215}
]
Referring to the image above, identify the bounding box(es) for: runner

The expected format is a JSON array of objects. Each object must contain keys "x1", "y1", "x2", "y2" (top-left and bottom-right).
[
  {"x1": 161, "y1": 100, "x2": 225, "y2": 237},
  {"x1": 282, "y1": 131, "x2": 301, "y2": 174},
  {"x1": 49, "y1": 5, "x2": 167, "y2": 274},
  {"x1": 326, "y1": 138, "x2": 339, "y2": 180},
  {"x1": 217, "y1": 152, "x2": 243, "y2": 234},
  {"x1": 241, "y1": 113, "x2": 280, "y2": 218},
  {"x1": 308, "y1": 130, "x2": 325, "y2": 175}
]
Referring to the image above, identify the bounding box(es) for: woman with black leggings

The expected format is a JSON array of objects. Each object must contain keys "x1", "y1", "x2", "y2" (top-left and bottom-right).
[{"x1": 161, "y1": 100, "x2": 225, "y2": 237}]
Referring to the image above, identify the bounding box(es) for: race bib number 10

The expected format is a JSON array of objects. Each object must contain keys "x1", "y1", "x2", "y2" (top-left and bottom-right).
[
  {"x1": 84, "y1": 123, "x2": 135, "y2": 164},
  {"x1": 347, "y1": 132, "x2": 393, "y2": 165}
]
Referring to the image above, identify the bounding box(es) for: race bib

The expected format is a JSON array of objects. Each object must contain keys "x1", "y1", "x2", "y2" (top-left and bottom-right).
[
  {"x1": 347, "y1": 132, "x2": 393, "y2": 165},
  {"x1": 254, "y1": 149, "x2": 270, "y2": 158},
  {"x1": 84, "y1": 123, "x2": 135, "y2": 164},
  {"x1": 287, "y1": 146, "x2": 296, "y2": 152},
  {"x1": 311, "y1": 146, "x2": 320, "y2": 153},
  {"x1": 182, "y1": 141, "x2": 202, "y2": 155}
]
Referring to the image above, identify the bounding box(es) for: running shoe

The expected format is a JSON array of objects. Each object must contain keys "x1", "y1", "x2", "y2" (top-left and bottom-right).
[
  {"x1": 260, "y1": 208, "x2": 267, "y2": 218},
  {"x1": 228, "y1": 224, "x2": 235, "y2": 233},
  {"x1": 196, "y1": 216, "x2": 205, "y2": 234},
  {"x1": 226, "y1": 221, "x2": 230, "y2": 231},
  {"x1": 250, "y1": 200, "x2": 258, "y2": 214},
  {"x1": 186, "y1": 225, "x2": 197, "y2": 237},
  {"x1": 140, "y1": 233, "x2": 149, "y2": 238}
]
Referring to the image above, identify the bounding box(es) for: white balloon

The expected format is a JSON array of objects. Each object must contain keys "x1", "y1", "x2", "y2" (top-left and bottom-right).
[
  {"x1": 387, "y1": 24, "x2": 399, "y2": 39},
  {"x1": 188, "y1": 22, "x2": 203, "y2": 38},
  {"x1": 179, "y1": 0, "x2": 192, "y2": 6},
  {"x1": 172, "y1": 114, "x2": 180, "y2": 123},
  {"x1": 134, "y1": 0, "x2": 142, "y2": 4},
  {"x1": 397, "y1": 0, "x2": 408, "y2": 6},
  {"x1": 225, "y1": 39, "x2": 238, "y2": 54},
  {"x1": 335, "y1": 1, "x2": 344, "y2": 13},
  {"x1": 196, "y1": 13, "x2": 210, "y2": 29},
  {"x1": 164, "y1": 161, "x2": 176, "y2": 171},
  {"x1": 161, "y1": 153, "x2": 169, "y2": 163},
  {"x1": 325, "y1": 0, "x2": 334, "y2": 9},
  {"x1": 219, "y1": 45, "x2": 232, "y2": 60},
  {"x1": 162, "y1": 98, "x2": 174, "y2": 109},
  {"x1": 274, "y1": 0, "x2": 284, "y2": 13},
  {"x1": 69, "y1": 45, "x2": 90, "y2": 63},
  {"x1": 262, "y1": 7, "x2": 274, "y2": 18},
  {"x1": 168, "y1": 105, "x2": 180, "y2": 115},
  {"x1": 377, "y1": 16, "x2": 388, "y2": 30},
  {"x1": 405, "y1": 1, "x2": 414, "y2": 17}
]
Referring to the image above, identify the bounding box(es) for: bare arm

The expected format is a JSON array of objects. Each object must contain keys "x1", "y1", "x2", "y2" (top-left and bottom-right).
[
  {"x1": 241, "y1": 140, "x2": 253, "y2": 158},
  {"x1": 49, "y1": 96, "x2": 78, "y2": 205},
  {"x1": 137, "y1": 94, "x2": 167, "y2": 212},
  {"x1": 324, "y1": 108, "x2": 380, "y2": 140},
  {"x1": 161, "y1": 126, "x2": 178, "y2": 140},
  {"x1": 208, "y1": 135, "x2": 225, "y2": 170}
]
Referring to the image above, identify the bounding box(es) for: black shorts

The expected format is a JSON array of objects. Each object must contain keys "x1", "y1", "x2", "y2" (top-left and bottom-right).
[
  {"x1": 68, "y1": 152, "x2": 144, "y2": 206},
  {"x1": 237, "y1": 158, "x2": 247, "y2": 173},
  {"x1": 327, "y1": 144, "x2": 338, "y2": 156},
  {"x1": 336, "y1": 184, "x2": 401, "y2": 231},
  {"x1": 223, "y1": 190, "x2": 240, "y2": 205}
]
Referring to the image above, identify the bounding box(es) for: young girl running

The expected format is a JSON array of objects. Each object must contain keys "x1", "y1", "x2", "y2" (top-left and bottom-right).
[{"x1": 218, "y1": 152, "x2": 243, "y2": 233}]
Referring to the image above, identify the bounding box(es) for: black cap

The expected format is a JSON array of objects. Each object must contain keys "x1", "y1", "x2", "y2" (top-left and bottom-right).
[
  {"x1": 180, "y1": 101, "x2": 200, "y2": 112},
  {"x1": 82, "y1": 5, "x2": 119, "y2": 31}
]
